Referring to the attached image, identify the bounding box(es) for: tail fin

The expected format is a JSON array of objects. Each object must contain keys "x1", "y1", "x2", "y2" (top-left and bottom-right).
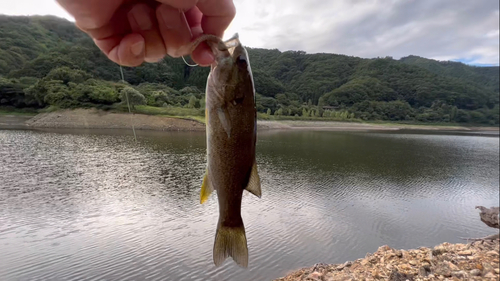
[{"x1": 213, "y1": 222, "x2": 248, "y2": 268}]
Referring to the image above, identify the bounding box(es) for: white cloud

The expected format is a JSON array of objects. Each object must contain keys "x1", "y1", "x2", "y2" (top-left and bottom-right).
[{"x1": 0, "y1": 0, "x2": 73, "y2": 20}]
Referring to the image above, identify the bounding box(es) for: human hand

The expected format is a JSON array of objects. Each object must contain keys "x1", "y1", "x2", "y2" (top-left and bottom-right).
[{"x1": 56, "y1": 0, "x2": 236, "y2": 67}]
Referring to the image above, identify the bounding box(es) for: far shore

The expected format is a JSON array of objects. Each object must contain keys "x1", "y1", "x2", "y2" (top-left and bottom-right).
[{"x1": 0, "y1": 109, "x2": 498, "y2": 134}]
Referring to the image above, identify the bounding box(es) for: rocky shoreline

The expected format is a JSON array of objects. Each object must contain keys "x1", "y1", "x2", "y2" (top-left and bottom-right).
[{"x1": 274, "y1": 240, "x2": 499, "y2": 281}]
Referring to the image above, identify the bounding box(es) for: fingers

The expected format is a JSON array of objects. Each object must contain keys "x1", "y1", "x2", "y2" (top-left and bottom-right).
[
  {"x1": 127, "y1": 4, "x2": 166, "y2": 62},
  {"x1": 155, "y1": 0, "x2": 198, "y2": 11},
  {"x1": 74, "y1": 3, "x2": 147, "y2": 67},
  {"x1": 184, "y1": 6, "x2": 214, "y2": 66},
  {"x1": 76, "y1": 2, "x2": 166, "y2": 66},
  {"x1": 191, "y1": 43, "x2": 215, "y2": 66},
  {"x1": 156, "y1": 4, "x2": 193, "y2": 58},
  {"x1": 197, "y1": 0, "x2": 236, "y2": 37},
  {"x1": 191, "y1": 0, "x2": 236, "y2": 66},
  {"x1": 185, "y1": 6, "x2": 203, "y2": 38},
  {"x1": 58, "y1": 0, "x2": 236, "y2": 67},
  {"x1": 94, "y1": 34, "x2": 146, "y2": 67}
]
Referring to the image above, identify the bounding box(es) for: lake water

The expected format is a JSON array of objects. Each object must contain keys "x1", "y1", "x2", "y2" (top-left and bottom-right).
[{"x1": 0, "y1": 128, "x2": 498, "y2": 281}]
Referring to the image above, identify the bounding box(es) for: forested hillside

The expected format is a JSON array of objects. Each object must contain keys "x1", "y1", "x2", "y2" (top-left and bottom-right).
[{"x1": 1, "y1": 15, "x2": 498, "y2": 124}]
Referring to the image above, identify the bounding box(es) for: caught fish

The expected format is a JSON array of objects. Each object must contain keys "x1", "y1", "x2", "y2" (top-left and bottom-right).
[{"x1": 183, "y1": 34, "x2": 261, "y2": 268}]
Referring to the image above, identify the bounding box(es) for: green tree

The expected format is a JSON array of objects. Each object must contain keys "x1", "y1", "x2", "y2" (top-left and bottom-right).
[
  {"x1": 302, "y1": 108, "x2": 308, "y2": 117},
  {"x1": 120, "y1": 87, "x2": 145, "y2": 108},
  {"x1": 187, "y1": 95, "x2": 198, "y2": 108}
]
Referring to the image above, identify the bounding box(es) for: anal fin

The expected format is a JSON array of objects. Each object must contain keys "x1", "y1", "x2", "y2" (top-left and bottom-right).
[
  {"x1": 244, "y1": 161, "x2": 261, "y2": 198},
  {"x1": 200, "y1": 171, "x2": 214, "y2": 204}
]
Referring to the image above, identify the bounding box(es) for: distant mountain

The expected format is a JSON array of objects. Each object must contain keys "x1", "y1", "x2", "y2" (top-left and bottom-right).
[
  {"x1": 1, "y1": 15, "x2": 498, "y2": 124},
  {"x1": 400, "y1": 55, "x2": 499, "y2": 93}
]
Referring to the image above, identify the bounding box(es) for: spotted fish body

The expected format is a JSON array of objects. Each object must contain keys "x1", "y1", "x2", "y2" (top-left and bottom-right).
[{"x1": 193, "y1": 34, "x2": 261, "y2": 268}]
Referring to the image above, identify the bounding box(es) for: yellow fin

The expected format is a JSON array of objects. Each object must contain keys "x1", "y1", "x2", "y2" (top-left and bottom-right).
[
  {"x1": 244, "y1": 160, "x2": 261, "y2": 198},
  {"x1": 200, "y1": 171, "x2": 214, "y2": 204}
]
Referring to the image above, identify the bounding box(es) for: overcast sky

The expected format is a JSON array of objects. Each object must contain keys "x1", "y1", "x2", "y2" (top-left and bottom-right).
[{"x1": 1, "y1": 0, "x2": 498, "y2": 66}]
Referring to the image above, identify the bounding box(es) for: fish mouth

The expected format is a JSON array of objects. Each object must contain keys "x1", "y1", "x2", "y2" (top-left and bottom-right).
[{"x1": 223, "y1": 33, "x2": 245, "y2": 58}]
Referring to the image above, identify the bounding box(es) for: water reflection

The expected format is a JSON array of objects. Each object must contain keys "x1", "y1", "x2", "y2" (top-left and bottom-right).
[{"x1": 0, "y1": 129, "x2": 498, "y2": 281}]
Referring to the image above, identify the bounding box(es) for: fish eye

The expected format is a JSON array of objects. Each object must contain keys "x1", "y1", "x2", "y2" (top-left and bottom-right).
[
  {"x1": 236, "y1": 55, "x2": 247, "y2": 69},
  {"x1": 236, "y1": 55, "x2": 247, "y2": 64}
]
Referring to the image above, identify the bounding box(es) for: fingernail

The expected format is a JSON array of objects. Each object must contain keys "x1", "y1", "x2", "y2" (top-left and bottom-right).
[
  {"x1": 158, "y1": 5, "x2": 182, "y2": 30},
  {"x1": 131, "y1": 41, "x2": 145, "y2": 56},
  {"x1": 128, "y1": 4, "x2": 154, "y2": 30},
  {"x1": 197, "y1": 50, "x2": 215, "y2": 66}
]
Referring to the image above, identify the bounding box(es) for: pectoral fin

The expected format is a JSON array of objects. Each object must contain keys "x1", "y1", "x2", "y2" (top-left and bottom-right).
[
  {"x1": 200, "y1": 171, "x2": 214, "y2": 204},
  {"x1": 244, "y1": 161, "x2": 261, "y2": 198},
  {"x1": 217, "y1": 107, "x2": 232, "y2": 138}
]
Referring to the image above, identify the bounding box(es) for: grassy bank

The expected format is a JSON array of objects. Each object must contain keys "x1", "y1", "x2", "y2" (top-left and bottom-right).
[
  {"x1": 0, "y1": 107, "x2": 38, "y2": 116},
  {"x1": 128, "y1": 105, "x2": 205, "y2": 123}
]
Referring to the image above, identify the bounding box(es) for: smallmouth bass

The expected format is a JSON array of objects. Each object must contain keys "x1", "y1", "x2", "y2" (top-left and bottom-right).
[{"x1": 185, "y1": 34, "x2": 261, "y2": 268}]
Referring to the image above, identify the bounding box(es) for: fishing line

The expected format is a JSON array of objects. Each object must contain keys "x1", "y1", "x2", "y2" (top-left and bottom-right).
[
  {"x1": 178, "y1": 8, "x2": 199, "y2": 68},
  {"x1": 119, "y1": 65, "x2": 137, "y2": 142},
  {"x1": 182, "y1": 56, "x2": 198, "y2": 67}
]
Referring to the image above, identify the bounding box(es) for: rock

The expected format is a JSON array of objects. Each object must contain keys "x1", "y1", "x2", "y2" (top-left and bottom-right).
[
  {"x1": 470, "y1": 269, "x2": 481, "y2": 276},
  {"x1": 447, "y1": 261, "x2": 459, "y2": 271},
  {"x1": 379, "y1": 245, "x2": 392, "y2": 252},
  {"x1": 371, "y1": 269, "x2": 380, "y2": 279},
  {"x1": 273, "y1": 240, "x2": 500, "y2": 281},
  {"x1": 307, "y1": 271, "x2": 323, "y2": 281},
  {"x1": 483, "y1": 262, "x2": 494, "y2": 274},
  {"x1": 389, "y1": 270, "x2": 414, "y2": 281},
  {"x1": 451, "y1": 270, "x2": 467, "y2": 279},
  {"x1": 486, "y1": 250, "x2": 499, "y2": 256},
  {"x1": 432, "y1": 249, "x2": 444, "y2": 256},
  {"x1": 400, "y1": 264, "x2": 411, "y2": 271},
  {"x1": 433, "y1": 262, "x2": 452, "y2": 277},
  {"x1": 418, "y1": 266, "x2": 428, "y2": 277},
  {"x1": 484, "y1": 271, "x2": 497, "y2": 278}
]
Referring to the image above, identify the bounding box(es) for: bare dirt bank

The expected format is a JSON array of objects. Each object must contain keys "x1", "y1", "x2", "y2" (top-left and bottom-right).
[
  {"x1": 2, "y1": 109, "x2": 498, "y2": 134},
  {"x1": 259, "y1": 120, "x2": 500, "y2": 133},
  {"x1": 24, "y1": 108, "x2": 205, "y2": 131}
]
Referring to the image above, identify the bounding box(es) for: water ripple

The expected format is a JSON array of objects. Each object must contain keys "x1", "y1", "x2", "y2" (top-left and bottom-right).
[{"x1": 0, "y1": 129, "x2": 498, "y2": 281}]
